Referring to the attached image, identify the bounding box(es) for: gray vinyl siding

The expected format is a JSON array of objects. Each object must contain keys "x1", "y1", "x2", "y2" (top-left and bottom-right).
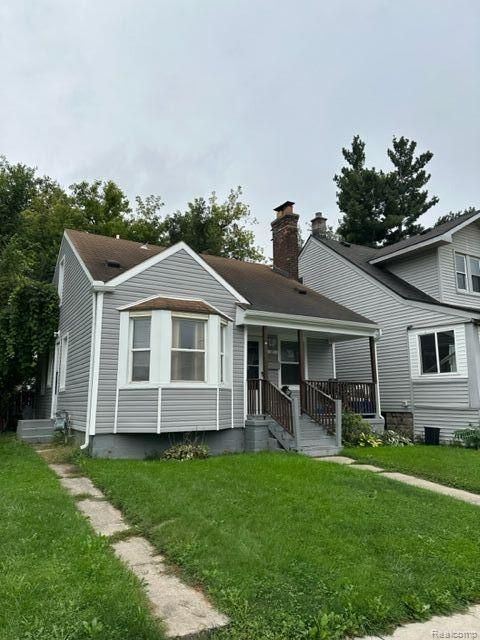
[
  {"x1": 386, "y1": 249, "x2": 441, "y2": 300},
  {"x1": 95, "y1": 249, "x2": 243, "y2": 434},
  {"x1": 300, "y1": 237, "x2": 477, "y2": 437},
  {"x1": 54, "y1": 238, "x2": 93, "y2": 431},
  {"x1": 412, "y1": 380, "x2": 470, "y2": 407},
  {"x1": 439, "y1": 224, "x2": 480, "y2": 310},
  {"x1": 219, "y1": 388, "x2": 233, "y2": 429},
  {"x1": 161, "y1": 388, "x2": 217, "y2": 432},
  {"x1": 306, "y1": 338, "x2": 334, "y2": 379},
  {"x1": 117, "y1": 388, "x2": 158, "y2": 432},
  {"x1": 414, "y1": 408, "x2": 480, "y2": 443}
]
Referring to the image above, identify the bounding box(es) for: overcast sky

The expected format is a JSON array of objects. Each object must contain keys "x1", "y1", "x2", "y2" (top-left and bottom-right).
[{"x1": 1, "y1": 0, "x2": 479, "y2": 256}]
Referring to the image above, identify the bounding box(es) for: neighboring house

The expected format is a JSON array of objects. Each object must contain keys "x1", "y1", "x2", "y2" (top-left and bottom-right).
[
  {"x1": 300, "y1": 209, "x2": 480, "y2": 443},
  {"x1": 24, "y1": 202, "x2": 382, "y2": 458}
]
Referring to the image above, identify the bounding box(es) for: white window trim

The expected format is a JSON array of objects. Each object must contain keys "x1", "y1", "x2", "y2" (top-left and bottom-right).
[
  {"x1": 58, "y1": 256, "x2": 65, "y2": 305},
  {"x1": 455, "y1": 251, "x2": 480, "y2": 297},
  {"x1": 59, "y1": 333, "x2": 69, "y2": 391},
  {"x1": 171, "y1": 314, "x2": 208, "y2": 383},
  {"x1": 129, "y1": 313, "x2": 152, "y2": 383},
  {"x1": 416, "y1": 328, "x2": 458, "y2": 378},
  {"x1": 118, "y1": 309, "x2": 233, "y2": 389}
]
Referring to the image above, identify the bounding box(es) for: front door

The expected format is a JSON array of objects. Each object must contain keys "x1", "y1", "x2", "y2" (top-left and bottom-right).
[{"x1": 247, "y1": 340, "x2": 260, "y2": 379}]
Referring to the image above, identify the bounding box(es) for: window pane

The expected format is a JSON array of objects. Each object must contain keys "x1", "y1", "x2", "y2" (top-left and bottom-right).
[
  {"x1": 420, "y1": 333, "x2": 437, "y2": 374},
  {"x1": 132, "y1": 317, "x2": 151, "y2": 348},
  {"x1": 455, "y1": 254, "x2": 466, "y2": 273},
  {"x1": 132, "y1": 350, "x2": 150, "y2": 381},
  {"x1": 172, "y1": 318, "x2": 205, "y2": 349},
  {"x1": 171, "y1": 351, "x2": 205, "y2": 381},
  {"x1": 469, "y1": 258, "x2": 480, "y2": 293},
  {"x1": 281, "y1": 363, "x2": 300, "y2": 385},
  {"x1": 437, "y1": 330, "x2": 456, "y2": 373},
  {"x1": 220, "y1": 325, "x2": 226, "y2": 352},
  {"x1": 220, "y1": 354, "x2": 225, "y2": 383},
  {"x1": 457, "y1": 273, "x2": 467, "y2": 290},
  {"x1": 281, "y1": 341, "x2": 299, "y2": 363}
]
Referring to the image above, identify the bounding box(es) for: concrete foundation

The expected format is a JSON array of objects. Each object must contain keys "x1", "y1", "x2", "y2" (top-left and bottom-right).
[{"x1": 87, "y1": 428, "x2": 245, "y2": 459}]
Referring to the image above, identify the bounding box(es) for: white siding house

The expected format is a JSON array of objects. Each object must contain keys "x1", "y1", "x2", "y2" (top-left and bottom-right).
[{"x1": 300, "y1": 210, "x2": 480, "y2": 442}]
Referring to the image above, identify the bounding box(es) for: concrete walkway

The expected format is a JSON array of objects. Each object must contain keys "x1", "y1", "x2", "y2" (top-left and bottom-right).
[
  {"x1": 316, "y1": 456, "x2": 480, "y2": 639},
  {"x1": 47, "y1": 458, "x2": 229, "y2": 638},
  {"x1": 317, "y1": 456, "x2": 480, "y2": 506}
]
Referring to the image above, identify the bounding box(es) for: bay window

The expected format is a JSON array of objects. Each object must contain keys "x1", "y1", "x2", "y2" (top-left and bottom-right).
[
  {"x1": 130, "y1": 316, "x2": 151, "y2": 382},
  {"x1": 220, "y1": 323, "x2": 227, "y2": 383},
  {"x1": 419, "y1": 329, "x2": 456, "y2": 375},
  {"x1": 171, "y1": 317, "x2": 206, "y2": 382}
]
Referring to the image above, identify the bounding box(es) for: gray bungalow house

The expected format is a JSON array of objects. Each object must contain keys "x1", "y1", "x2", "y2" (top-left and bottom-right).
[
  {"x1": 24, "y1": 202, "x2": 382, "y2": 458},
  {"x1": 300, "y1": 209, "x2": 480, "y2": 443}
]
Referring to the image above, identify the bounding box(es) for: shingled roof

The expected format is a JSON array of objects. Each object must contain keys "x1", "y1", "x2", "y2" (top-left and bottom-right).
[
  {"x1": 65, "y1": 229, "x2": 375, "y2": 325},
  {"x1": 370, "y1": 209, "x2": 480, "y2": 261},
  {"x1": 311, "y1": 234, "x2": 480, "y2": 314}
]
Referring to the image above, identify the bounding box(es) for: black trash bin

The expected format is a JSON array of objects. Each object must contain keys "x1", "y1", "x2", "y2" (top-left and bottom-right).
[{"x1": 424, "y1": 426, "x2": 440, "y2": 445}]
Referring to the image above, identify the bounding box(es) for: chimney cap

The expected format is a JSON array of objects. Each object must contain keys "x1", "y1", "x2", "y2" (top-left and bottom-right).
[
  {"x1": 274, "y1": 200, "x2": 295, "y2": 213},
  {"x1": 313, "y1": 211, "x2": 327, "y2": 220}
]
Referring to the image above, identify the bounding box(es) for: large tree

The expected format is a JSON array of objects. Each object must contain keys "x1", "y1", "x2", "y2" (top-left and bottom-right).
[
  {"x1": 158, "y1": 187, "x2": 263, "y2": 261},
  {"x1": 335, "y1": 135, "x2": 438, "y2": 247},
  {"x1": 334, "y1": 136, "x2": 389, "y2": 246},
  {"x1": 0, "y1": 159, "x2": 261, "y2": 425}
]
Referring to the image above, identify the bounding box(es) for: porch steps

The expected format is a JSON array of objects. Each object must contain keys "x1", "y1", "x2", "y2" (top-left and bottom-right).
[
  {"x1": 17, "y1": 419, "x2": 55, "y2": 444},
  {"x1": 296, "y1": 415, "x2": 341, "y2": 457}
]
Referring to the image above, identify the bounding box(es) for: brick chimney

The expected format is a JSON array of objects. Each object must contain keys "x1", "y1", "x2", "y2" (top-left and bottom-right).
[
  {"x1": 311, "y1": 212, "x2": 327, "y2": 238},
  {"x1": 271, "y1": 200, "x2": 299, "y2": 280}
]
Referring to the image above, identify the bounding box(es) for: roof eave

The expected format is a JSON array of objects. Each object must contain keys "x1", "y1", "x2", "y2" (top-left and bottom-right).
[{"x1": 236, "y1": 307, "x2": 379, "y2": 339}]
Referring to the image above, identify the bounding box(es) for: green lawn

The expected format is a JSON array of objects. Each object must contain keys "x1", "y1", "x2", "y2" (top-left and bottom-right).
[
  {"x1": 0, "y1": 437, "x2": 164, "y2": 640},
  {"x1": 343, "y1": 445, "x2": 480, "y2": 494},
  {"x1": 82, "y1": 452, "x2": 480, "y2": 640}
]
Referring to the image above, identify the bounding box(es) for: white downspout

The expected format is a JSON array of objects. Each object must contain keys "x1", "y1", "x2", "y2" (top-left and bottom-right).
[
  {"x1": 82, "y1": 292, "x2": 97, "y2": 450},
  {"x1": 82, "y1": 291, "x2": 104, "y2": 450}
]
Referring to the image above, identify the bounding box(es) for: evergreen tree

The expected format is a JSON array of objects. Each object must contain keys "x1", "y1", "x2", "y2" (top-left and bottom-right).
[
  {"x1": 335, "y1": 135, "x2": 439, "y2": 247},
  {"x1": 335, "y1": 136, "x2": 388, "y2": 246}
]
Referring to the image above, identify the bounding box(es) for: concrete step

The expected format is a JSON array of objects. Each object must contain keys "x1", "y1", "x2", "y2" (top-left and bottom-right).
[
  {"x1": 18, "y1": 426, "x2": 55, "y2": 436},
  {"x1": 18, "y1": 434, "x2": 54, "y2": 444},
  {"x1": 299, "y1": 446, "x2": 342, "y2": 457}
]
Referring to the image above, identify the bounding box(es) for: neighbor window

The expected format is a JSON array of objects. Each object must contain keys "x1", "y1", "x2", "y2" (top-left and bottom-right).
[
  {"x1": 59, "y1": 335, "x2": 68, "y2": 390},
  {"x1": 469, "y1": 257, "x2": 480, "y2": 293},
  {"x1": 130, "y1": 316, "x2": 151, "y2": 382},
  {"x1": 419, "y1": 330, "x2": 456, "y2": 375},
  {"x1": 455, "y1": 254, "x2": 467, "y2": 290},
  {"x1": 171, "y1": 317, "x2": 206, "y2": 381},
  {"x1": 58, "y1": 256, "x2": 65, "y2": 303},
  {"x1": 455, "y1": 253, "x2": 480, "y2": 293},
  {"x1": 220, "y1": 323, "x2": 227, "y2": 383},
  {"x1": 46, "y1": 351, "x2": 54, "y2": 388},
  {"x1": 280, "y1": 341, "x2": 300, "y2": 386}
]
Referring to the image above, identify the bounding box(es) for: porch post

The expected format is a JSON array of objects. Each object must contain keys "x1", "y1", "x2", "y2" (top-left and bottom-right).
[
  {"x1": 369, "y1": 336, "x2": 381, "y2": 416},
  {"x1": 262, "y1": 326, "x2": 268, "y2": 381},
  {"x1": 297, "y1": 330, "x2": 305, "y2": 383}
]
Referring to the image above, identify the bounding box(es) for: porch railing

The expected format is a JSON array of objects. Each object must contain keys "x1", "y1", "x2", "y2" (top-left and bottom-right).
[
  {"x1": 307, "y1": 380, "x2": 376, "y2": 416},
  {"x1": 247, "y1": 379, "x2": 294, "y2": 436},
  {"x1": 300, "y1": 380, "x2": 336, "y2": 435}
]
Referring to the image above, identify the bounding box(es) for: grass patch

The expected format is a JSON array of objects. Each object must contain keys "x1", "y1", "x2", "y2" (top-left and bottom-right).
[
  {"x1": 344, "y1": 445, "x2": 480, "y2": 493},
  {"x1": 0, "y1": 436, "x2": 164, "y2": 640},
  {"x1": 82, "y1": 452, "x2": 480, "y2": 639}
]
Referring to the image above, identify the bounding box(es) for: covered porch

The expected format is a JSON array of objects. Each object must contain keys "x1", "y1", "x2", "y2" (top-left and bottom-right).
[{"x1": 237, "y1": 308, "x2": 382, "y2": 455}]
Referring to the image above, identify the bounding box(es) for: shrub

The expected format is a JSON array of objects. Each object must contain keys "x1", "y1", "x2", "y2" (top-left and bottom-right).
[
  {"x1": 381, "y1": 429, "x2": 413, "y2": 447},
  {"x1": 161, "y1": 442, "x2": 209, "y2": 461},
  {"x1": 341, "y1": 411, "x2": 374, "y2": 446},
  {"x1": 358, "y1": 432, "x2": 383, "y2": 447},
  {"x1": 454, "y1": 426, "x2": 480, "y2": 450}
]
